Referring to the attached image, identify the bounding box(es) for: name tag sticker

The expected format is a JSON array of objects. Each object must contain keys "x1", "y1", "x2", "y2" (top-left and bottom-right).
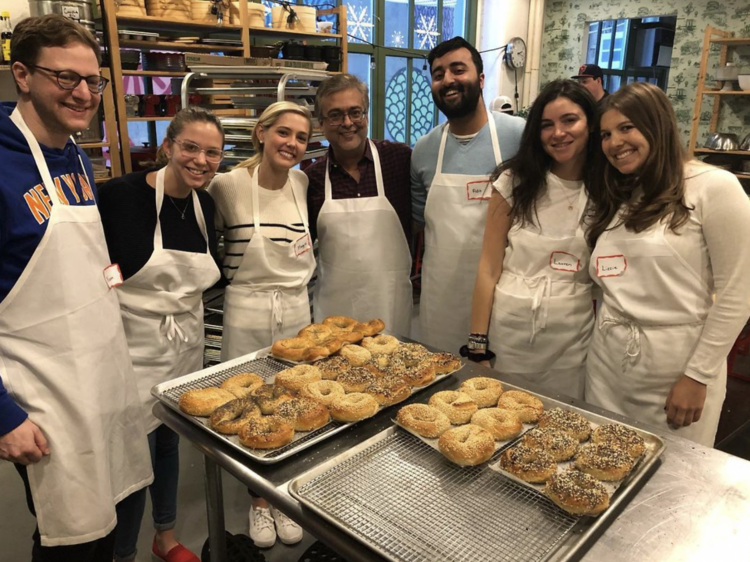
[
  {"x1": 550, "y1": 251, "x2": 580, "y2": 272},
  {"x1": 596, "y1": 255, "x2": 627, "y2": 278},
  {"x1": 294, "y1": 233, "x2": 312, "y2": 257},
  {"x1": 103, "y1": 263, "x2": 123, "y2": 289},
  {"x1": 466, "y1": 180, "x2": 491, "y2": 201}
]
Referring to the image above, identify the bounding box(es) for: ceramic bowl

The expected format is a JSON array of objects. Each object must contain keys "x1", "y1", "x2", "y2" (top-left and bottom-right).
[{"x1": 739, "y1": 74, "x2": 750, "y2": 91}]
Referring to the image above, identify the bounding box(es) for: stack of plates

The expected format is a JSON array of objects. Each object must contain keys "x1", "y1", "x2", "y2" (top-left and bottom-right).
[
  {"x1": 143, "y1": 52, "x2": 186, "y2": 72},
  {"x1": 146, "y1": 0, "x2": 190, "y2": 19}
]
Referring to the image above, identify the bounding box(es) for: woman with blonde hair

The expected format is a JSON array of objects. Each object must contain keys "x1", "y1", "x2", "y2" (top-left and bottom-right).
[
  {"x1": 208, "y1": 101, "x2": 312, "y2": 547},
  {"x1": 586, "y1": 82, "x2": 750, "y2": 446}
]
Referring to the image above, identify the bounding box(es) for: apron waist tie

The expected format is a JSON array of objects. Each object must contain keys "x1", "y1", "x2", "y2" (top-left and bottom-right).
[
  {"x1": 161, "y1": 314, "x2": 189, "y2": 344},
  {"x1": 600, "y1": 315, "x2": 641, "y2": 372},
  {"x1": 271, "y1": 289, "x2": 284, "y2": 337},
  {"x1": 528, "y1": 276, "x2": 551, "y2": 344}
]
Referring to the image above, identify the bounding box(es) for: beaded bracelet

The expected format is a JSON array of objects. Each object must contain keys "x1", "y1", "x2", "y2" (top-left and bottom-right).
[{"x1": 459, "y1": 345, "x2": 496, "y2": 363}]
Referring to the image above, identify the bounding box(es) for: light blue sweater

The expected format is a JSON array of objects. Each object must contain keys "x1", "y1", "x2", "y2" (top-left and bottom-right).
[{"x1": 410, "y1": 111, "x2": 525, "y2": 225}]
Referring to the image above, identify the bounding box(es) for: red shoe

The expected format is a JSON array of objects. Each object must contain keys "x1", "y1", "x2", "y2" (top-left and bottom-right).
[{"x1": 152, "y1": 537, "x2": 200, "y2": 562}]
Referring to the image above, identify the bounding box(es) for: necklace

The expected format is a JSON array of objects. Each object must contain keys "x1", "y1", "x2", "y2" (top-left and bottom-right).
[
  {"x1": 562, "y1": 186, "x2": 580, "y2": 211},
  {"x1": 167, "y1": 194, "x2": 191, "y2": 220}
]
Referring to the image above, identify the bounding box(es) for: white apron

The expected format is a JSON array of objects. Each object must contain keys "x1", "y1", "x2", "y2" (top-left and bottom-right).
[
  {"x1": 221, "y1": 170, "x2": 315, "y2": 361},
  {"x1": 116, "y1": 168, "x2": 220, "y2": 432},
  {"x1": 313, "y1": 140, "x2": 413, "y2": 336},
  {"x1": 0, "y1": 109, "x2": 152, "y2": 546},
  {"x1": 585, "y1": 213, "x2": 726, "y2": 446},
  {"x1": 420, "y1": 118, "x2": 502, "y2": 353},
  {"x1": 490, "y1": 185, "x2": 593, "y2": 399}
]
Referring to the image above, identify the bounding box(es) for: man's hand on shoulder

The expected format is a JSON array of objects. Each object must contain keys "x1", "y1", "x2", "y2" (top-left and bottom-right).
[{"x1": 0, "y1": 418, "x2": 50, "y2": 465}]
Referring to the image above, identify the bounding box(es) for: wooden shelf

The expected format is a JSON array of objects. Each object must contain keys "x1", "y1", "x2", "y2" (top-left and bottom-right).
[
  {"x1": 247, "y1": 25, "x2": 342, "y2": 40},
  {"x1": 127, "y1": 116, "x2": 174, "y2": 121},
  {"x1": 734, "y1": 172, "x2": 750, "y2": 179},
  {"x1": 120, "y1": 39, "x2": 244, "y2": 52},
  {"x1": 712, "y1": 37, "x2": 750, "y2": 46},
  {"x1": 94, "y1": 175, "x2": 112, "y2": 184},
  {"x1": 122, "y1": 70, "x2": 188, "y2": 77},
  {"x1": 79, "y1": 142, "x2": 110, "y2": 149},
  {"x1": 702, "y1": 90, "x2": 750, "y2": 95},
  {"x1": 116, "y1": 15, "x2": 240, "y2": 31},
  {"x1": 694, "y1": 148, "x2": 750, "y2": 156}
]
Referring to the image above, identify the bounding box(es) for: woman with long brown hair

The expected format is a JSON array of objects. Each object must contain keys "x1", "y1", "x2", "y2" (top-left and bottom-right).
[{"x1": 585, "y1": 82, "x2": 750, "y2": 446}]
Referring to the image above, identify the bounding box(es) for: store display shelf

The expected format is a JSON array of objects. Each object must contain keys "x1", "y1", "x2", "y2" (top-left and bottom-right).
[
  {"x1": 79, "y1": 142, "x2": 110, "y2": 149},
  {"x1": 120, "y1": 39, "x2": 244, "y2": 52},
  {"x1": 115, "y1": 15, "x2": 241, "y2": 32},
  {"x1": 702, "y1": 90, "x2": 750, "y2": 95},
  {"x1": 123, "y1": 70, "x2": 189, "y2": 77},
  {"x1": 712, "y1": 37, "x2": 750, "y2": 46},
  {"x1": 694, "y1": 148, "x2": 750, "y2": 156},
  {"x1": 246, "y1": 25, "x2": 341, "y2": 40},
  {"x1": 127, "y1": 116, "x2": 174, "y2": 121}
]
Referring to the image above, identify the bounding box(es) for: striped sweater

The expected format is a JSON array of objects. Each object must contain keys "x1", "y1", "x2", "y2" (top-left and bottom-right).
[{"x1": 207, "y1": 166, "x2": 309, "y2": 283}]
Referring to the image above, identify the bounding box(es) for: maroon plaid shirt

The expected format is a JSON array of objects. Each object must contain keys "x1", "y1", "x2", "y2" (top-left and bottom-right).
[{"x1": 304, "y1": 139, "x2": 412, "y2": 243}]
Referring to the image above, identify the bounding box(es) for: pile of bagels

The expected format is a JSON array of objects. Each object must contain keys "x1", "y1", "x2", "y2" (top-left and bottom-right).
[
  {"x1": 396, "y1": 379, "x2": 646, "y2": 516},
  {"x1": 177, "y1": 316, "x2": 463, "y2": 452}
]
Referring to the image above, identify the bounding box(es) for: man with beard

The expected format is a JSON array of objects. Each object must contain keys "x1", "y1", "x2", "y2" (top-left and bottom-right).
[
  {"x1": 411, "y1": 36, "x2": 524, "y2": 354},
  {"x1": 306, "y1": 74, "x2": 414, "y2": 336},
  {"x1": 0, "y1": 15, "x2": 152, "y2": 561}
]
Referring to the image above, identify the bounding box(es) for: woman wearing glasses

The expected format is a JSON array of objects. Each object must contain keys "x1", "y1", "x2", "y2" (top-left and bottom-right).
[
  {"x1": 98, "y1": 106, "x2": 224, "y2": 562},
  {"x1": 208, "y1": 101, "x2": 313, "y2": 548}
]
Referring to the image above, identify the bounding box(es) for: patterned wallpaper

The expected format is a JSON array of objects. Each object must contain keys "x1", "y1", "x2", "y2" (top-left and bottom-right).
[{"x1": 539, "y1": 0, "x2": 750, "y2": 148}]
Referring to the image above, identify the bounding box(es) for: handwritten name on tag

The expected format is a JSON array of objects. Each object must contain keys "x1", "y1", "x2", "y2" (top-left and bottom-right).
[
  {"x1": 466, "y1": 180, "x2": 491, "y2": 201},
  {"x1": 294, "y1": 233, "x2": 312, "y2": 257},
  {"x1": 549, "y1": 251, "x2": 580, "y2": 272},
  {"x1": 596, "y1": 255, "x2": 627, "y2": 278},
  {"x1": 103, "y1": 263, "x2": 123, "y2": 289}
]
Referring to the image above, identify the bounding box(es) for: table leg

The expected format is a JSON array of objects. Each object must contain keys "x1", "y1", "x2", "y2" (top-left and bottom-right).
[{"x1": 204, "y1": 456, "x2": 227, "y2": 562}]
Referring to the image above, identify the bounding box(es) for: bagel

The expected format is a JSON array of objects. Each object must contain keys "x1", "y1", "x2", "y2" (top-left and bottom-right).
[
  {"x1": 470, "y1": 408, "x2": 522, "y2": 441},
  {"x1": 300, "y1": 380, "x2": 346, "y2": 407},
  {"x1": 251, "y1": 384, "x2": 295, "y2": 415},
  {"x1": 429, "y1": 352, "x2": 462, "y2": 374},
  {"x1": 209, "y1": 398, "x2": 260, "y2": 434},
  {"x1": 297, "y1": 323, "x2": 334, "y2": 344},
  {"x1": 353, "y1": 318, "x2": 385, "y2": 337},
  {"x1": 322, "y1": 316, "x2": 364, "y2": 343},
  {"x1": 336, "y1": 367, "x2": 376, "y2": 393},
  {"x1": 274, "y1": 365, "x2": 322, "y2": 393},
  {"x1": 329, "y1": 392, "x2": 379, "y2": 422},
  {"x1": 428, "y1": 391, "x2": 478, "y2": 425},
  {"x1": 400, "y1": 361, "x2": 436, "y2": 387},
  {"x1": 274, "y1": 398, "x2": 330, "y2": 431},
  {"x1": 361, "y1": 334, "x2": 399, "y2": 355},
  {"x1": 238, "y1": 416, "x2": 295, "y2": 449},
  {"x1": 522, "y1": 427, "x2": 579, "y2": 462},
  {"x1": 438, "y1": 424, "x2": 495, "y2": 466},
  {"x1": 178, "y1": 387, "x2": 235, "y2": 417},
  {"x1": 459, "y1": 377, "x2": 503, "y2": 408},
  {"x1": 496, "y1": 390, "x2": 544, "y2": 423},
  {"x1": 365, "y1": 378, "x2": 411, "y2": 407},
  {"x1": 394, "y1": 343, "x2": 430, "y2": 367},
  {"x1": 538, "y1": 408, "x2": 592, "y2": 442},
  {"x1": 591, "y1": 423, "x2": 646, "y2": 459},
  {"x1": 338, "y1": 344, "x2": 372, "y2": 367},
  {"x1": 220, "y1": 372, "x2": 265, "y2": 398},
  {"x1": 499, "y1": 444, "x2": 557, "y2": 483},
  {"x1": 396, "y1": 404, "x2": 450, "y2": 438},
  {"x1": 545, "y1": 469, "x2": 610, "y2": 516},
  {"x1": 315, "y1": 355, "x2": 352, "y2": 380},
  {"x1": 574, "y1": 443, "x2": 635, "y2": 481},
  {"x1": 271, "y1": 336, "x2": 330, "y2": 362}
]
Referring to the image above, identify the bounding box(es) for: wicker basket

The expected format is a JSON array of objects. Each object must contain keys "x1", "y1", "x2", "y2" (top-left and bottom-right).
[
  {"x1": 190, "y1": 0, "x2": 216, "y2": 23},
  {"x1": 116, "y1": 0, "x2": 147, "y2": 17},
  {"x1": 146, "y1": 0, "x2": 190, "y2": 18}
]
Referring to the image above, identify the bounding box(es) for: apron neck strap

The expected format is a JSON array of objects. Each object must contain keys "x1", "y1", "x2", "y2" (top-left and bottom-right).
[
  {"x1": 154, "y1": 166, "x2": 210, "y2": 252},
  {"x1": 250, "y1": 167, "x2": 310, "y2": 237},
  {"x1": 436, "y1": 114, "x2": 502, "y2": 173},
  {"x1": 324, "y1": 139, "x2": 384, "y2": 200}
]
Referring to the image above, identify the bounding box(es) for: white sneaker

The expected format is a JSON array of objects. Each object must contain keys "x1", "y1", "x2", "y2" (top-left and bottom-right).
[
  {"x1": 249, "y1": 505, "x2": 276, "y2": 548},
  {"x1": 271, "y1": 506, "x2": 303, "y2": 545}
]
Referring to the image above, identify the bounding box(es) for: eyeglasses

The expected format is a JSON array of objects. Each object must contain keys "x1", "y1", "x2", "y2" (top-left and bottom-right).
[
  {"x1": 323, "y1": 108, "x2": 366, "y2": 126},
  {"x1": 171, "y1": 138, "x2": 224, "y2": 163},
  {"x1": 29, "y1": 65, "x2": 109, "y2": 94}
]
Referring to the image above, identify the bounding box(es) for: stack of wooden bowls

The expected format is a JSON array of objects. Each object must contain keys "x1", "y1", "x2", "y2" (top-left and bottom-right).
[
  {"x1": 116, "y1": 0, "x2": 147, "y2": 17},
  {"x1": 190, "y1": 0, "x2": 218, "y2": 24},
  {"x1": 146, "y1": 0, "x2": 191, "y2": 19}
]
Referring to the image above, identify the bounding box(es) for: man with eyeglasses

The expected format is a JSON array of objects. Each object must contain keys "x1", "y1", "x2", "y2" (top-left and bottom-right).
[
  {"x1": 411, "y1": 37, "x2": 525, "y2": 354},
  {"x1": 305, "y1": 73, "x2": 414, "y2": 335},
  {"x1": 0, "y1": 15, "x2": 152, "y2": 561}
]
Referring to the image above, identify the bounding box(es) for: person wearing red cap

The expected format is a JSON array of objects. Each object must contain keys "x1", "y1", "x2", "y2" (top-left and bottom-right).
[{"x1": 572, "y1": 64, "x2": 608, "y2": 102}]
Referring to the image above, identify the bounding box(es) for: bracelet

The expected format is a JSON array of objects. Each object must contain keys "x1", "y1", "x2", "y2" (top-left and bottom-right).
[
  {"x1": 468, "y1": 333, "x2": 489, "y2": 351},
  {"x1": 459, "y1": 345, "x2": 496, "y2": 363}
]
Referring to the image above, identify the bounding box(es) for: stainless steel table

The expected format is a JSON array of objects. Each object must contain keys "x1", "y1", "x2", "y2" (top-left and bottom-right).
[{"x1": 154, "y1": 361, "x2": 750, "y2": 562}]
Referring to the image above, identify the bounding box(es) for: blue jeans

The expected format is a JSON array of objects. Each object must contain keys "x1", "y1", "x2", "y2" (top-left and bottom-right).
[{"x1": 114, "y1": 424, "x2": 180, "y2": 561}]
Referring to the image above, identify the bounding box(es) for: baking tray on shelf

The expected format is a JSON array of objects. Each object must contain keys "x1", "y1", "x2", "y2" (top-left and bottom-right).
[
  {"x1": 152, "y1": 345, "x2": 463, "y2": 465},
  {"x1": 289, "y1": 382, "x2": 665, "y2": 562}
]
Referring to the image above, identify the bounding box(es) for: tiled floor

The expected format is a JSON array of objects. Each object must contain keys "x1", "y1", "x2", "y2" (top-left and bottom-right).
[{"x1": 2, "y1": 324, "x2": 749, "y2": 561}]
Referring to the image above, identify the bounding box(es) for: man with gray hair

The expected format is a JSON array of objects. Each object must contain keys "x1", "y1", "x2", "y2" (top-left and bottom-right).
[{"x1": 305, "y1": 73, "x2": 414, "y2": 335}]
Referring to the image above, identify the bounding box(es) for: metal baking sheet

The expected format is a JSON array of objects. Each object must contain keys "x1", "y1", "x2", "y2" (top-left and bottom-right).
[
  {"x1": 152, "y1": 347, "x2": 462, "y2": 464},
  {"x1": 290, "y1": 383, "x2": 665, "y2": 562}
]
